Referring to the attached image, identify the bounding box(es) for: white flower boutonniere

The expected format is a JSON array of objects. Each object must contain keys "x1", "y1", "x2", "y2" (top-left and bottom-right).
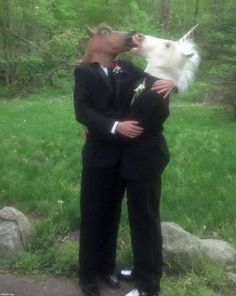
[{"x1": 130, "y1": 79, "x2": 146, "y2": 105}]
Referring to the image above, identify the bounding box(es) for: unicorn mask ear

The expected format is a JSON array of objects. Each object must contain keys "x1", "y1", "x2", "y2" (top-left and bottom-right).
[
  {"x1": 179, "y1": 24, "x2": 199, "y2": 43},
  {"x1": 182, "y1": 48, "x2": 196, "y2": 58},
  {"x1": 86, "y1": 25, "x2": 95, "y2": 37}
]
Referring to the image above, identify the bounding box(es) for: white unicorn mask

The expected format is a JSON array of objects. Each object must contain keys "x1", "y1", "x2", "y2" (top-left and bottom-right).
[{"x1": 131, "y1": 25, "x2": 200, "y2": 92}]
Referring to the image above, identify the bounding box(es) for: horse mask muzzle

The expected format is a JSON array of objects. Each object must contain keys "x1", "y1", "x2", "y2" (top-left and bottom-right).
[{"x1": 125, "y1": 31, "x2": 138, "y2": 47}]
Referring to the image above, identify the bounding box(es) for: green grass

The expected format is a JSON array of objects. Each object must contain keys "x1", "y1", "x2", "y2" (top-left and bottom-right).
[
  {"x1": 163, "y1": 103, "x2": 236, "y2": 246},
  {"x1": 0, "y1": 92, "x2": 236, "y2": 295},
  {"x1": 0, "y1": 93, "x2": 81, "y2": 232}
]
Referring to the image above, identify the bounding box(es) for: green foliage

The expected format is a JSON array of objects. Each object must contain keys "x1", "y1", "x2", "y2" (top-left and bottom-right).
[
  {"x1": 0, "y1": 0, "x2": 235, "y2": 110},
  {"x1": 120, "y1": 1, "x2": 158, "y2": 34},
  {"x1": 162, "y1": 273, "x2": 227, "y2": 296},
  {"x1": 7, "y1": 252, "x2": 43, "y2": 275},
  {"x1": 50, "y1": 241, "x2": 78, "y2": 276},
  {"x1": 199, "y1": 262, "x2": 228, "y2": 291},
  {"x1": 26, "y1": 220, "x2": 58, "y2": 253},
  {"x1": 198, "y1": 1, "x2": 236, "y2": 116},
  {"x1": 173, "y1": 80, "x2": 208, "y2": 103},
  {"x1": 1, "y1": 241, "x2": 78, "y2": 276}
]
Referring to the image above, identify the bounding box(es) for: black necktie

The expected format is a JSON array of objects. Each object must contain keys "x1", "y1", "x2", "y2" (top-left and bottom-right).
[{"x1": 108, "y1": 67, "x2": 116, "y2": 91}]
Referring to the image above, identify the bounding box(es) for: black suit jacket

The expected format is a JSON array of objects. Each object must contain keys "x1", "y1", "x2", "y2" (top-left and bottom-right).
[
  {"x1": 120, "y1": 76, "x2": 170, "y2": 180},
  {"x1": 73, "y1": 60, "x2": 145, "y2": 168}
]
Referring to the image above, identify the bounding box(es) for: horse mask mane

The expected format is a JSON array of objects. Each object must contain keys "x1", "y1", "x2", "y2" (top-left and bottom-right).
[{"x1": 81, "y1": 23, "x2": 134, "y2": 67}]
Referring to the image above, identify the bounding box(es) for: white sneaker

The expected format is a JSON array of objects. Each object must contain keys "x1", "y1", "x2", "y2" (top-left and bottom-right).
[
  {"x1": 121, "y1": 270, "x2": 132, "y2": 276},
  {"x1": 125, "y1": 289, "x2": 161, "y2": 296},
  {"x1": 125, "y1": 289, "x2": 140, "y2": 296}
]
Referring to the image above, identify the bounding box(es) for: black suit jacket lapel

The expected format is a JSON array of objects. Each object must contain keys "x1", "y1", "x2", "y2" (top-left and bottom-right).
[
  {"x1": 114, "y1": 75, "x2": 121, "y2": 98},
  {"x1": 114, "y1": 70, "x2": 131, "y2": 99}
]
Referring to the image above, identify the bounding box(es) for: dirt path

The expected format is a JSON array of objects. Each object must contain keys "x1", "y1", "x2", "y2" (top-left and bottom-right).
[{"x1": 0, "y1": 273, "x2": 133, "y2": 296}]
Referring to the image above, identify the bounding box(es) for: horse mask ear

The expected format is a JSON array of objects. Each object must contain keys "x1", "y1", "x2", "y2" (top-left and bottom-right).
[{"x1": 86, "y1": 26, "x2": 95, "y2": 37}]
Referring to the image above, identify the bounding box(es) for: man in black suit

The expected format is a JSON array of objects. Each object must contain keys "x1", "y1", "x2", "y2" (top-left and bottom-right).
[
  {"x1": 120, "y1": 76, "x2": 170, "y2": 296},
  {"x1": 74, "y1": 24, "x2": 175, "y2": 296}
]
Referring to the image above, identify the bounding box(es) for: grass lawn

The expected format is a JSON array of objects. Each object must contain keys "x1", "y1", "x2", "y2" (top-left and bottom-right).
[{"x1": 0, "y1": 93, "x2": 235, "y2": 295}]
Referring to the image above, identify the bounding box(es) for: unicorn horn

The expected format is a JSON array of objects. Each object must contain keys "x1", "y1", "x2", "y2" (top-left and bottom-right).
[{"x1": 179, "y1": 24, "x2": 199, "y2": 43}]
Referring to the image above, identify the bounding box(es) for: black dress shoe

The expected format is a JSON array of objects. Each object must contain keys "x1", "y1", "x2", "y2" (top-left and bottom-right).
[
  {"x1": 80, "y1": 280, "x2": 100, "y2": 296},
  {"x1": 118, "y1": 269, "x2": 136, "y2": 281},
  {"x1": 100, "y1": 273, "x2": 120, "y2": 288}
]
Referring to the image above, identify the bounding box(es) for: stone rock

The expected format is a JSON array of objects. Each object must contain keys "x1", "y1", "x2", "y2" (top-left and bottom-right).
[
  {"x1": 0, "y1": 221, "x2": 23, "y2": 254},
  {"x1": 227, "y1": 272, "x2": 236, "y2": 286},
  {"x1": 161, "y1": 222, "x2": 236, "y2": 268},
  {"x1": 200, "y1": 239, "x2": 236, "y2": 266},
  {"x1": 162, "y1": 222, "x2": 202, "y2": 267},
  {"x1": 0, "y1": 207, "x2": 32, "y2": 255}
]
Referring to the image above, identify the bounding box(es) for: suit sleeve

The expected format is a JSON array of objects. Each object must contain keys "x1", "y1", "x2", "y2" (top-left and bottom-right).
[{"x1": 73, "y1": 66, "x2": 116, "y2": 136}]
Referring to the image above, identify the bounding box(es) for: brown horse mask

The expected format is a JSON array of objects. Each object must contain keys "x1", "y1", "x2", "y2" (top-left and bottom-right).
[{"x1": 82, "y1": 23, "x2": 135, "y2": 67}]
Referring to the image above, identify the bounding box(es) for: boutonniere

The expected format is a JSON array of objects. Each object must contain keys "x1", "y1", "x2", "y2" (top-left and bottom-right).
[
  {"x1": 111, "y1": 62, "x2": 123, "y2": 75},
  {"x1": 130, "y1": 79, "x2": 146, "y2": 105}
]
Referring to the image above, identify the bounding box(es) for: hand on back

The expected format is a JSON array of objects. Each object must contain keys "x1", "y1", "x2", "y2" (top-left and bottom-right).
[
  {"x1": 116, "y1": 121, "x2": 143, "y2": 138},
  {"x1": 151, "y1": 79, "x2": 176, "y2": 99}
]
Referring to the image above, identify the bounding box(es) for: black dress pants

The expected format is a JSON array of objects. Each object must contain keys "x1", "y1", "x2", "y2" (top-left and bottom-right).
[
  {"x1": 79, "y1": 166, "x2": 125, "y2": 282},
  {"x1": 126, "y1": 174, "x2": 163, "y2": 294}
]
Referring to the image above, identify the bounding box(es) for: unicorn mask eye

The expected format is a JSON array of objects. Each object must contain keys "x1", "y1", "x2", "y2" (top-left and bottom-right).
[{"x1": 164, "y1": 42, "x2": 171, "y2": 49}]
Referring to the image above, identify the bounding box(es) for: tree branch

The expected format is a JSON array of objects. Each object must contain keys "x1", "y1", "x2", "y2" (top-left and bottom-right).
[
  {"x1": 6, "y1": 29, "x2": 73, "y2": 67},
  {"x1": 7, "y1": 29, "x2": 48, "y2": 55}
]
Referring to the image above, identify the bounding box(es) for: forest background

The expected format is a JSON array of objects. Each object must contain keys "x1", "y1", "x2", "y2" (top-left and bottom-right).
[{"x1": 0, "y1": 0, "x2": 235, "y2": 114}]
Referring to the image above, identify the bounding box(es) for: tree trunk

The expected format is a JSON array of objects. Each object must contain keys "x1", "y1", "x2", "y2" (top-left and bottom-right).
[
  {"x1": 160, "y1": 0, "x2": 171, "y2": 33},
  {"x1": 194, "y1": 0, "x2": 200, "y2": 19},
  {"x1": 1, "y1": 0, "x2": 13, "y2": 85}
]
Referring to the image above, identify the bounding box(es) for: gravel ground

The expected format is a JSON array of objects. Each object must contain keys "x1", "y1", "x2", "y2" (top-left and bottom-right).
[{"x1": 0, "y1": 273, "x2": 134, "y2": 296}]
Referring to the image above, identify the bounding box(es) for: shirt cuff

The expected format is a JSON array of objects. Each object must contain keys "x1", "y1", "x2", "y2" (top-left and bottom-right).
[{"x1": 111, "y1": 121, "x2": 118, "y2": 134}]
